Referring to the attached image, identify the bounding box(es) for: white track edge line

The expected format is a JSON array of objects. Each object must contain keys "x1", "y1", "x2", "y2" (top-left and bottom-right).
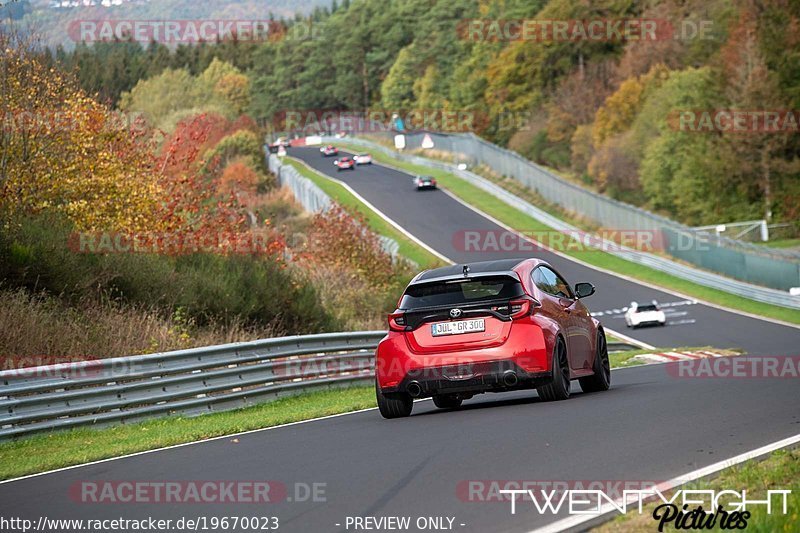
[
  {"x1": 603, "y1": 328, "x2": 655, "y2": 350},
  {"x1": 532, "y1": 432, "x2": 800, "y2": 533},
  {"x1": 289, "y1": 157, "x2": 453, "y2": 265}
]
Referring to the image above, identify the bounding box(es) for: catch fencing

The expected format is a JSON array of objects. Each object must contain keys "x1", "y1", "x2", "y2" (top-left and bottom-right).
[
  {"x1": 364, "y1": 131, "x2": 800, "y2": 293},
  {"x1": 333, "y1": 135, "x2": 800, "y2": 309}
]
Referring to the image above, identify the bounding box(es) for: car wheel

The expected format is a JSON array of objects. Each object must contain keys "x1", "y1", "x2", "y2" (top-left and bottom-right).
[
  {"x1": 432, "y1": 394, "x2": 463, "y2": 409},
  {"x1": 536, "y1": 337, "x2": 570, "y2": 401},
  {"x1": 579, "y1": 331, "x2": 611, "y2": 393},
  {"x1": 376, "y1": 378, "x2": 413, "y2": 419}
]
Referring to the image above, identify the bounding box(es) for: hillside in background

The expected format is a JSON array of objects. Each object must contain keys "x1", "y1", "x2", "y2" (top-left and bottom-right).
[
  {"x1": 12, "y1": 0, "x2": 329, "y2": 48},
  {"x1": 21, "y1": 0, "x2": 800, "y2": 233}
]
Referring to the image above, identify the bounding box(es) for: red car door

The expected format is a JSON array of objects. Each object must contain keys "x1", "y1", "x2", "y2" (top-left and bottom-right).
[
  {"x1": 533, "y1": 267, "x2": 584, "y2": 372},
  {"x1": 551, "y1": 268, "x2": 592, "y2": 371}
]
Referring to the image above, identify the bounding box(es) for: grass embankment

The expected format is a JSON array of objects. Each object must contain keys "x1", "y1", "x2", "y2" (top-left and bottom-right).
[
  {"x1": 283, "y1": 157, "x2": 443, "y2": 268},
  {"x1": 595, "y1": 447, "x2": 800, "y2": 532},
  {"x1": 0, "y1": 288, "x2": 275, "y2": 363},
  {"x1": 757, "y1": 238, "x2": 800, "y2": 250},
  {"x1": 0, "y1": 212, "x2": 336, "y2": 364},
  {"x1": 336, "y1": 142, "x2": 800, "y2": 326}
]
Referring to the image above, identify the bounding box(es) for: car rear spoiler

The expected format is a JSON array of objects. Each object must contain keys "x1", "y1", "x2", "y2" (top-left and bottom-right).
[{"x1": 408, "y1": 270, "x2": 521, "y2": 287}]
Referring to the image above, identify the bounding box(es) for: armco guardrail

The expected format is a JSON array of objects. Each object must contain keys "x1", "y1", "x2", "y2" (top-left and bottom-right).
[
  {"x1": 267, "y1": 147, "x2": 333, "y2": 213},
  {"x1": 357, "y1": 131, "x2": 800, "y2": 292},
  {"x1": 333, "y1": 136, "x2": 800, "y2": 310},
  {"x1": 0, "y1": 331, "x2": 643, "y2": 439},
  {"x1": 0, "y1": 332, "x2": 385, "y2": 440}
]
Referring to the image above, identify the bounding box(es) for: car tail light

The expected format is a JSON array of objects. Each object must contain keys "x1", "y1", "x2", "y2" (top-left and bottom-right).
[
  {"x1": 510, "y1": 298, "x2": 540, "y2": 319},
  {"x1": 388, "y1": 312, "x2": 407, "y2": 331}
]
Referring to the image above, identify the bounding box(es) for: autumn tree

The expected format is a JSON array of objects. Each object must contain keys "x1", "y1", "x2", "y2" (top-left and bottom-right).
[
  {"x1": 718, "y1": 6, "x2": 800, "y2": 223},
  {"x1": 0, "y1": 28, "x2": 161, "y2": 232},
  {"x1": 299, "y1": 206, "x2": 394, "y2": 288},
  {"x1": 219, "y1": 159, "x2": 259, "y2": 201}
]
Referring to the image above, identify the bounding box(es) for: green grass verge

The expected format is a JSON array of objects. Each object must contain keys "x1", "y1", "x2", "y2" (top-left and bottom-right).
[
  {"x1": 608, "y1": 349, "x2": 649, "y2": 367},
  {"x1": 0, "y1": 386, "x2": 374, "y2": 481},
  {"x1": 596, "y1": 446, "x2": 800, "y2": 532},
  {"x1": 757, "y1": 238, "x2": 800, "y2": 249},
  {"x1": 337, "y1": 143, "x2": 800, "y2": 327},
  {"x1": 283, "y1": 157, "x2": 443, "y2": 268}
]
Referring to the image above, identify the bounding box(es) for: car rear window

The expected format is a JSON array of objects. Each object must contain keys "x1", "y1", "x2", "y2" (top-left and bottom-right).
[
  {"x1": 399, "y1": 276, "x2": 524, "y2": 309},
  {"x1": 637, "y1": 304, "x2": 658, "y2": 312}
]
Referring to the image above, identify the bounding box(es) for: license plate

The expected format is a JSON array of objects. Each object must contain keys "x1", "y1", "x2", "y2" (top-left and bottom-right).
[{"x1": 431, "y1": 319, "x2": 485, "y2": 337}]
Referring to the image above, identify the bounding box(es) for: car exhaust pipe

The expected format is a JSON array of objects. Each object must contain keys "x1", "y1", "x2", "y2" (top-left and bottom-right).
[
  {"x1": 407, "y1": 381, "x2": 422, "y2": 398},
  {"x1": 502, "y1": 371, "x2": 519, "y2": 387}
]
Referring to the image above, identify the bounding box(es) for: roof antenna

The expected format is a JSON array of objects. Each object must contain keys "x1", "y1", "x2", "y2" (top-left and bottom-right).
[{"x1": 462, "y1": 264, "x2": 470, "y2": 277}]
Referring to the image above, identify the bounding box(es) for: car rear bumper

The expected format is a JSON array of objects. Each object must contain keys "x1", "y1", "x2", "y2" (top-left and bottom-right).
[
  {"x1": 375, "y1": 326, "x2": 553, "y2": 397},
  {"x1": 380, "y1": 360, "x2": 551, "y2": 398},
  {"x1": 631, "y1": 320, "x2": 665, "y2": 327}
]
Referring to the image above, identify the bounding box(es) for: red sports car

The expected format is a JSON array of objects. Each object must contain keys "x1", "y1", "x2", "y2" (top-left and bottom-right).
[{"x1": 375, "y1": 258, "x2": 610, "y2": 418}]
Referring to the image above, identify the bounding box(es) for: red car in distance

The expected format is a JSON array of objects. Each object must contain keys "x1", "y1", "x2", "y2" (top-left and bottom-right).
[
  {"x1": 320, "y1": 145, "x2": 339, "y2": 156},
  {"x1": 334, "y1": 157, "x2": 355, "y2": 171},
  {"x1": 375, "y1": 258, "x2": 610, "y2": 418}
]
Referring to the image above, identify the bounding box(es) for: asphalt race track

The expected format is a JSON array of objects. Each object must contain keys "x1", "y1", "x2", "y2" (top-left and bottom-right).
[
  {"x1": 1, "y1": 148, "x2": 798, "y2": 533},
  {"x1": 293, "y1": 148, "x2": 799, "y2": 356}
]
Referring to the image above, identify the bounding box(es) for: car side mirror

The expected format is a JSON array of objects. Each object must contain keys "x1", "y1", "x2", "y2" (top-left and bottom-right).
[{"x1": 575, "y1": 282, "x2": 595, "y2": 299}]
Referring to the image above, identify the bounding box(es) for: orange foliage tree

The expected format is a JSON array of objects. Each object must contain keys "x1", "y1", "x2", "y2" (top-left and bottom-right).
[
  {"x1": 298, "y1": 206, "x2": 394, "y2": 287},
  {"x1": 219, "y1": 159, "x2": 259, "y2": 199}
]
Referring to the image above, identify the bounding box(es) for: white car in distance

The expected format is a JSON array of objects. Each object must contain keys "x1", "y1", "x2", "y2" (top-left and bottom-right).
[
  {"x1": 624, "y1": 301, "x2": 666, "y2": 328},
  {"x1": 353, "y1": 153, "x2": 373, "y2": 165}
]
